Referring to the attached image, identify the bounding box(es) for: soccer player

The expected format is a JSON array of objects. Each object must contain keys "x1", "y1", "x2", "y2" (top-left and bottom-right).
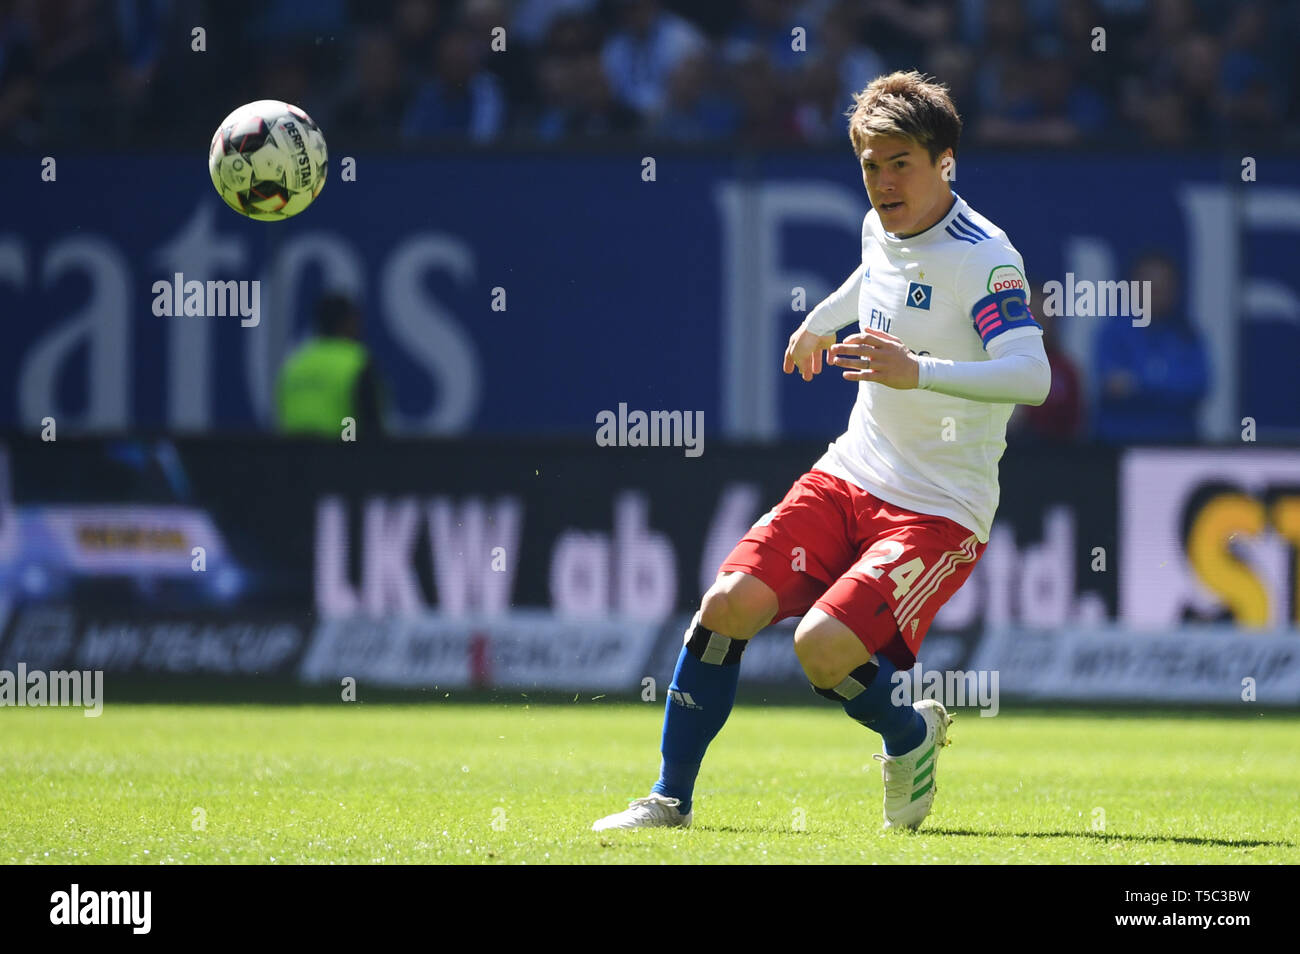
[{"x1": 593, "y1": 71, "x2": 1050, "y2": 832}]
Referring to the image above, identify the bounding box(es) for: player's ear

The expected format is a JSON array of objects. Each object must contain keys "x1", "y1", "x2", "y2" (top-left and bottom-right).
[{"x1": 936, "y1": 148, "x2": 955, "y2": 177}]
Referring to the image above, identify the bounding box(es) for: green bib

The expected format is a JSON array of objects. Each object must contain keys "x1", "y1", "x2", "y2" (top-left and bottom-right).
[{"x1": 275, "y1": 338, "x2": 369, "y2": 435}]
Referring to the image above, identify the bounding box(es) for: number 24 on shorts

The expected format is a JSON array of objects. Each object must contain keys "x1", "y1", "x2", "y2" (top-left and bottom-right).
[{"x1": 852, "y1": 541, "x2": 926, "y2": 598}]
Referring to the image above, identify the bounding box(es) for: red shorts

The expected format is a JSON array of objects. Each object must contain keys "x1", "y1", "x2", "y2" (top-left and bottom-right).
[{"x1": 718, "y1": 469, "x2": 985, "y2": 671}]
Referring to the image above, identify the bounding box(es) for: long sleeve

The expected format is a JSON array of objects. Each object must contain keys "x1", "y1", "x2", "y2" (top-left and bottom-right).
[
  {"x1": 916, "y1": 331, "x2": 1051, "y2": 405},
  {"x1": 804, "y1": 264, "x2": 865, "y2": 336}
]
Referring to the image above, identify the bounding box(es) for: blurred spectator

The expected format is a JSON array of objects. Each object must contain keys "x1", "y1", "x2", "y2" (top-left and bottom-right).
[
  {"x1": 0, "y1": 0, "x2": 38, "y2": 146},
  {"x1": 728, "y1": 46, "x2": 799, "y2": 143},
  {"x1": 531, "y1": 12, "x2": 639, "y2": 139},
  {"x1": 791, "y1": 55, "x2": 846, "y2": 143},
  {"x1": 723, "y1": 0, "x2": 806, "y2": 75},
  {"x1": 923, "y1": 42, "x2": 974, "y2": 126},
  {"x1": 257, "y1": 42, "x2": 315, "y2": 122},
  {"x1": 1173, "y1": 33, "x2": 1222, "y2": 132},
  {"x1": 820, "y1": 1, "x2": 888, "y2": 121},
  {"x1": 334, "y1": 28, "x2": 409, "y2": 141},
  {"x1": 1093, "y1": 252, "x2": 1210, "y2": 443},
  {"x1": 276, "y1": 294, "x2": 387, "y2": 440},
  {"x1": 403, "y1": 25, "x2": 505, "y2": 142},
  {"x1": 601, "y1": 0, "x2": 707, "y2": 120},
  {"x1": 31, "y1": 0, "x2": 115, "y2": 142},
  {"x1": 1218, "y1": 1, "x2": 1284, "y2": 134},
  {"x1": 512, "y1": 0, "x2": 599, "y2": 48},
  {"x1": 970, "y1": 0, "x2": 1029, "y2": 124},
  {"x1": 255, "y1": 0, "x2": 348, "y2": 40},
  {"x1": 862, "y1": 0, "x2": 954, "y2": 73},
  {"x1": 392, "y1": 0, "x2": 445, "y2": 79},
  {"x1": 463, "y1": 0, "x2": 537, "y2": 111},
  {"x1": 1055, "y1": 0, "x2": 1114, "y2": 93},
  {"x1": 652, "y1": 51, "x2": 738, "y2": 141},
  {"x1": 0, "y1": 0, "x2": 1295, "y2": 148},
  {"x1": 976, "y1": 53, "x2": 1109, "y2": 146},
  {"x1": 109, "y1": 0, "x2": 170, "y2": 126},
  {"x1": 536, "y1": 47, "x2": 640, "y2": 140}
]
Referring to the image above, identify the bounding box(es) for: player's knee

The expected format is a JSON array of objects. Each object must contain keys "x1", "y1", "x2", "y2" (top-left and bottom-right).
[
  {"x1": 700, "y1": 574, "x2": 775, "y2": 639},
  {"x1": 793, "y1": 613, "x2": 858, "y2": 688}
]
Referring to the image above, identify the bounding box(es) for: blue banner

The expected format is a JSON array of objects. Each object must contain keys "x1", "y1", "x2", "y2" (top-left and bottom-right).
[{"x1": 2, "y1": 152, "x2": 1297, "y2": 439}]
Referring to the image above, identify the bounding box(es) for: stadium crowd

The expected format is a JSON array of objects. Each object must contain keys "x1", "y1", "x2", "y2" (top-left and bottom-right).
[{"x1": 0, "y1": 0, "x2": 1294, "y2": 150}]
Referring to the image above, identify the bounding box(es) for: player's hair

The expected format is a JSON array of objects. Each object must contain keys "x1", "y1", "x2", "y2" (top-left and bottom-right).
[{"x1": 847, "y1": 71, "x2": 962, "y2": 165}]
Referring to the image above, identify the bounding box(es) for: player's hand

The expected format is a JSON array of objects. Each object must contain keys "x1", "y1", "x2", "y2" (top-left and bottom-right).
[
  {"x1": 783, "y1": 325, "x2": 837, "y2": 382},
  {"x1": 829, "y1": 329, "x2": 920, "y2": 390}
]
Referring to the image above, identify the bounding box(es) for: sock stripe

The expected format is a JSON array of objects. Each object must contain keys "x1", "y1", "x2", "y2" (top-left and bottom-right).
[
  {"x1": 685, "y1": 617, "x2": 747, "y2": 666},
  {"x1": 832, "y1": 673, "x2": 869, "y2": 700},
  {"x1": 700, "y1": 632, "x2": 731, "y2": 665}
]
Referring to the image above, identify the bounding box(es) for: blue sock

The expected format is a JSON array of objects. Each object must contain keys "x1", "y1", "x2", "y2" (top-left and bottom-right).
[
  {"x1": 815, "y1": 655, "x2": 926, "y2": 756},
  {"x1": 650, "y1": 616, "x2": 746, "y2": 815}
]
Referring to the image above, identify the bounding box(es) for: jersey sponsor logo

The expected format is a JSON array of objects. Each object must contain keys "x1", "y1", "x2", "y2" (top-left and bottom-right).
[
  {"x1": 986, "y1": 264, "x2": 1027, "y2": 294},
  {"x1": 906, "y1": 281, "x2": 933, "y2": 310}
]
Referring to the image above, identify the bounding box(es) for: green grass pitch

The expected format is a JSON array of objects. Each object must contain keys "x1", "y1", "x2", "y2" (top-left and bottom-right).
[{"x1": 2, "y1": 701, "x2": 1297, "y2": 864}]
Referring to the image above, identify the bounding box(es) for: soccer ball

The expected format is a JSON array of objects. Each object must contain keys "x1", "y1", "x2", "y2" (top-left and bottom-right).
[{"x1": 208, "y1": 100, "x2": 328, "y2": 221}]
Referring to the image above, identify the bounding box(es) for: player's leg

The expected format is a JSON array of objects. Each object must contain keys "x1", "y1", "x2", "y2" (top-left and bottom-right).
[
  {"x1": 591, "y1": 571, "x2": 786, "y2": 830},
  {"x1": 794, "y1": 602, "x2": 953, "y2": 830},
  {"x1": 592, "y1": 470, "x2": 850, "y2": 831},
  {"x1": 646, "y1": 571, "x2": 777, "y2": 813},
  {"x1": 796, "y1": 507, "x2": 985, "y2": 829},
  {"x1": 793, "y1": 607, "x2": 926, "y2": 755}
]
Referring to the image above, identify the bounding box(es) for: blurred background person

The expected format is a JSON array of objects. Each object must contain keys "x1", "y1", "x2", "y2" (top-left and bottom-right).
[
  {"x1": 402, "y1": 24, "x2": 505, "y2": 142},
  {"x1": 651, "y1": 50, "x2": 738, "y2": 142},
  {"x1": 0, "y1": 0, "x2": 38, "y2": 147},
  {"x1": 1093, "y1": 251, "x2": 1210, "y2": 443},
  {"x1": 275, "y1": 293, "x2": 387, "y2": 440},
  {"x1": 533, "y1": 15, "x2": 639, "y2": 140},
  {"x1": 601, "y1": 0, "x2": 707, "y2": 123},
  {"x1": 333, "y1": 28, "x2": 410, "y2": 143}
]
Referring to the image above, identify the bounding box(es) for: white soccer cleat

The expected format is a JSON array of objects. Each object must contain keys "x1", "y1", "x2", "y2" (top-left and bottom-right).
[
  {"x1": 873, "y1": 699, "x2": 953, "y2": 831},
  {"x1": 591, "y1": 794, "x2": 693, "y2": 831}
]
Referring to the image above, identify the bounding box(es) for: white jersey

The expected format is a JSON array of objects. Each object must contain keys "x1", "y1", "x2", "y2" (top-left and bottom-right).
[{"x1": 806, "y1": 192, "x2": 1042, "y2": 543}]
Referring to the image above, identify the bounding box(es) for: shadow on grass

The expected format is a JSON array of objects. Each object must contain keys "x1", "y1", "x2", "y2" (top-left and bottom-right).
[
  {"x1": 921, "y1": 828, "x2": 1292, "y2": 848},
  {"x1": 87, "y1": 680, "x2": 1300, "y2": 720},
  {"x1": 688, "y1": 825, "x2": 1290, "y2": 848}
]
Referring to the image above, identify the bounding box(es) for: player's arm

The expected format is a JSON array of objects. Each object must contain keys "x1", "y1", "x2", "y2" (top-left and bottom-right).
[
  {"x1": 831, "y1": 248, "x2": 1051, "y2": 403},
  {"x1": 828, "y1": 326, "x2": 1049, "y2": 404},
  {"x1": 830, "y1": 256, "x2": 1052, "y2": 405},
  {"x1": 783, "y1": 263, "x2": 865, "y2": 381},
  {"x1": 915, "y1": 332, "x2": 1050, "y2": 404}
]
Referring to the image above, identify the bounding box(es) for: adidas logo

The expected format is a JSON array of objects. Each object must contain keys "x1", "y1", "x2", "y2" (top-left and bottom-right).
[{"x1": 668, "y1": 689, "x2": 702, "y2": 710}]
